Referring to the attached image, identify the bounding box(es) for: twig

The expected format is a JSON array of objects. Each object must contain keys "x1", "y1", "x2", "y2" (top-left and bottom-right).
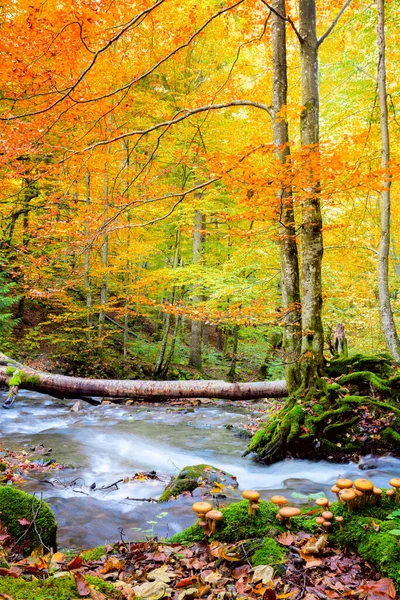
[{"x1": 125, "y1": 497, "x2": 156, "y2": 502}]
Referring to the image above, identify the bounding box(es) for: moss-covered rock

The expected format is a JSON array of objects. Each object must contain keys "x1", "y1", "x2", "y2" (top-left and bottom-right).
[
  {"x1": 159, "y1": 464, "x2": 238, "y2": 502},
  {"x1": 0, "y1": 574, "x2": 121, "y2": 599},
  {"x1": 0, "y1": 485, "x2": 57, "y2": 554}
]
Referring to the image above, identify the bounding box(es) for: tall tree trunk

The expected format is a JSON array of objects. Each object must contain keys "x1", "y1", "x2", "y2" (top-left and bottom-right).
[
  {"x1": 98, "y1": 165, "x2": 109, "y2": 348},
  {"x1": 299, "y1": 0, "x2": 324, "y2": 385},
  {"x1": 376, "y1": 0, "x2": 400, "y2": 360},
  {"x1": 84, "y1": 171, "x2": 92, "y2": 337},
  {"x1": 155, "y1": 230, "x2": 181, "y2": 376},
  {"x1": 227, "y1": 324, "x2": 239, "y2": 380},
  {"x1": 189, "y1": 210, "x2": 205, "y2": 369},
  {"x1": 271, "y1": 0, "x2": 301, "y2": 392}
]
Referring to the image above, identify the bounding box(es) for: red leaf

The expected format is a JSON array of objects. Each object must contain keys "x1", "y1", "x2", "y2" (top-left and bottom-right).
[
  {"x1": 74, "y1": 572, "x2": 91, "y2": 596},
  {"x1": 358, "y1": 578, "x2": 396, "y2": 600},
  {"x1": 67, "y1": 554, "x2": 83, "y2": 570},
  {"x1": 18, "y1": 517, "x2": 31, "y2": 526}
]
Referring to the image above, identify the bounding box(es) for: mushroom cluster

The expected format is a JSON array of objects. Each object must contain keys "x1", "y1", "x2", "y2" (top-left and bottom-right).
[
  {"x1": 269, "y1": 494, "x2": 301, "y2": 527},
  {"x1": 191, "y1": 501, "x2": 223, "y2": 536},
  {"x1": 331, "y1": 478, "x2": 384, "y2": 512}
]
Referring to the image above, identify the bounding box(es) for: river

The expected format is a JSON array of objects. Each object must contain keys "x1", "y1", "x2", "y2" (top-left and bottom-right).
[{"x1": 1, "y1": 390, "x2": 399, "y2": 550}]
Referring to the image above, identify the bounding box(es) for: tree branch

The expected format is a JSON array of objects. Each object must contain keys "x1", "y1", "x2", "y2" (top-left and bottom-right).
[
  {"x1": 259, "y1": 0, "x2": 303, "y2": 43},
  {"x1": 80, "y1": 101, "x2": 272, "y2": 153},
  {"x1": 318, "y1": 0, "x2": 353, "y2": 47},
  {"x1": 0, "y1": 0, "x2": 166, "y2": 120}
]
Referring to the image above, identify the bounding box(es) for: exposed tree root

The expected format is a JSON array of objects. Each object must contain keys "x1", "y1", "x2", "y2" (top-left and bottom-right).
[{"x1": 244, "y1": 354, "x2": 400, "y2": 463}]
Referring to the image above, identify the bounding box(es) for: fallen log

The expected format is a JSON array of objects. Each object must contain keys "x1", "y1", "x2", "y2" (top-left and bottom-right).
[{"x1": 0, "y1": 354, "x2": 287, "y2": 403}]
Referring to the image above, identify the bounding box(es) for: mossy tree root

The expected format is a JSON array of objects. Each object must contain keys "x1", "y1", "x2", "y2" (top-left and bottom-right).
[{"x1": 246, "y1": 356, "x2": 400, "y2": 463}]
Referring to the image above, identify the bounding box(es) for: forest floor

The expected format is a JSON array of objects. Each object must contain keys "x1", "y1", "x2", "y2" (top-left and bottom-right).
[{"x1": 0, "y1": 528, "x2": 395, "y2": 600}]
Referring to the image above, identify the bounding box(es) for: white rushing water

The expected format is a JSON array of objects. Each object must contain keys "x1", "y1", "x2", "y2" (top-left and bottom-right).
[{"x1": 1, "y1": 391, "x2": 399, "y2": 548}]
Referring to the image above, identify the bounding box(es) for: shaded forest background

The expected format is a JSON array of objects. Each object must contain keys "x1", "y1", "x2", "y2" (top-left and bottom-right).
[{"x1": 0, "y1": 0, "x2": 399, "y2": 382}]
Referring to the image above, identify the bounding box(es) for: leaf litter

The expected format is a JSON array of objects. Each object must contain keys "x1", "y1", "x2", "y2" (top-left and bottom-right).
[{"x1": 0, "y1": 526, "x2": 397, "y2": 600}]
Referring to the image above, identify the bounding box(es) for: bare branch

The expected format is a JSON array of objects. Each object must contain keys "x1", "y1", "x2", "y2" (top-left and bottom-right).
[
  {"x1": 68, "y1": 0, "x2": 246, "y2": 107},
  {"x1": 259, "y1": 0, "x2": 303, "y2": 43},
  {"x1": 80, "y1": 101, "x2": 272, "y2": 153},
  {"x1": 318, "y1": 0, "x2": 353, "y2": 47}
]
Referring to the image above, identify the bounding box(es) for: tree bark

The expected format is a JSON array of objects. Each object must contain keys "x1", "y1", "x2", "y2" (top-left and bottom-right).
[
  {"x1": 376, "y1": 0, "x2": 400, "y2": 360},
  {"x1": 0, "y1": 355, "x2": 287, "y2": 402},
  {"x1": 271, "y1": 0, "x2": 301, "y2": 392},
  {"x1": 299, "y1": 0, "x2": 324, "y2": 385},
  {"x1": 189, "y1": 210, "x2": 206, "y2": 369}
]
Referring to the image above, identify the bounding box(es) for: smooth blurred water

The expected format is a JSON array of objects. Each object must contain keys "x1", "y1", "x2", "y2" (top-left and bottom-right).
[{"x1": 1, "y1": 390, "x2": 400, "y2": 549}]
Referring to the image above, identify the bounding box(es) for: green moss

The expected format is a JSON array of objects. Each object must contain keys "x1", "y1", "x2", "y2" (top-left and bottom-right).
[
  {"x1": 159, "y1": 464, "x2": 236, "y2": 502},
  {"x1": 382, "y1": 427, "x2": 400, "y2": 443},
  {"x1": 5, "y1": 366, "x2": 15, "y2": 376},
  {"x1": 169, "y1": 500, "x2": 316, "y2": 545},
  {"x1": 0, "y1": 574, "x2": 121, "y2": 599},
  {"x1": 338, "y1": 371, "x2": 391, "y2": 393},
  {"x1": 326, "y1": 354, "x2": 392, "y2": 378},
  {"x1": 281, "y1": 405, "x2": 305, "y2": 441},
  {"x1": 81, "y1": 545, "x2": 106, "y2": 561},
  {"x1": 0, "y1": 486, "x2": 57, "y2": 554},
  {"x1": 250, "y1": 538, "x2": 287, "y2": 566}
]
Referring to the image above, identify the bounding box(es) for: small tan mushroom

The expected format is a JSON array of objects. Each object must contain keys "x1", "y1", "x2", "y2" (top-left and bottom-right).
[
  {"x1": 205, "y1": 509, "x2": 223, "y2": 534},
  {"x1": 339, "y1": 488, "x2": 356, "y2": 512},
  {"x1": 198, "y1": 520, "x2": 208, "y2": 532},
  {"x1": 353, "y1": 489, "x2": 364, "y2": 509},
  {"x1": 242, "y1": 490, "x2": 260, "y2": 515},
  {"x1": 372, "y1": 487, "x2": 382, "y2": 505},
  {"x1": 336, "y1": 478, "x2": 353, "y2": 490},
  {"x1": 322, "y1": 520, "x2": 332, "y2": 533},
  {"x1": 389, "y1": 478, "x2": 400, "y2": 504},
  {"x1": 270, "y1": 495, "x2": 288, "y2": 508},
  {"x1": 315, "y1": 498, "x2": 329, "y2": 509},
  {"x1": 192, "y1": 501, "x2": 213, "y2": 517},
  {"x1": 335, "y1": 516, "x2": 344, "y2": 531},
  {"x1": 192, "y1": 501, "x2": 213, "y2": 532},
  {"x1": 278, "y1": 506, "x2": 301, "y2": 527},
  {"x1": 354, "y1": 479, "x2": 374, "y2": 506},
  {"x1": 331, "y1": 485, "x2": 341, "y2": 503},
  {"x1": 315, "y1": 516, "x2": 325, "y2": 526},
  {"x1": 321, "y1": 511, "x2": 334, "y2": 521},
  {"x1": 386, "y1": 488, "x2": 395, "y2": 501}
]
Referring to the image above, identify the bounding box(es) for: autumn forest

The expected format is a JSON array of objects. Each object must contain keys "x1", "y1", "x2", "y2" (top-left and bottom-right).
[{"x1": 1, "y1": 1, "x2": 400, "y2": 598}]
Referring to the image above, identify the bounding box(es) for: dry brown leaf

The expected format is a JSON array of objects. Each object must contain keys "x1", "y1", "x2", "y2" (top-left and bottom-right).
[
  {"x1": 358, "y1": 578, "x2": 396, "y2": 600},
  {"x1": 147, "y1": 564, "x2": 177, "y2": 583},
  {"x1": 252, "y1": 565, "x2": 274, "y2": 586},
  {"x1": 89, "y1": 586, "x2": 107, "y2": 600},
  {"x1": 277, "y1": 532, "x2": 295, "y2": 546},
  {"x1": 73, "y1": 572, "x2": 91, "y2": 597}
]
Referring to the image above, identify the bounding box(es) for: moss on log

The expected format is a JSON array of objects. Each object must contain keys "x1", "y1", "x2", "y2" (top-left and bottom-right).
[{"x1": 245, "y1": 354, "x2": 400, "y2": 464}]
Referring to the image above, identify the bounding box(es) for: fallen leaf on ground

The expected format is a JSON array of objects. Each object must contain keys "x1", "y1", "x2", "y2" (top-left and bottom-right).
[
  {"x1": 147, "y1": 564, "x2": 177, "y2": 583},
  {"x1": 358, "y1": 578, "x2": 396, "y2": 600},
  {"x1": 277, "y1": 532, "x2": 294, "y2": 546},
  {"x1": 252, "y1": 565, "x2": 274, "y2": 586},
  {"x1": 133, "y1": 580, "x2": 171, "y2": 599},
  {"x1": 74, "y1": 572, "x2": 91, "y2": 596}
]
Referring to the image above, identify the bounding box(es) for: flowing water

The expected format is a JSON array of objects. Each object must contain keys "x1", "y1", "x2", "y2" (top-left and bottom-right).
[{"x1": 1, "y1": 390, "x2": 400, "y2": 550}]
